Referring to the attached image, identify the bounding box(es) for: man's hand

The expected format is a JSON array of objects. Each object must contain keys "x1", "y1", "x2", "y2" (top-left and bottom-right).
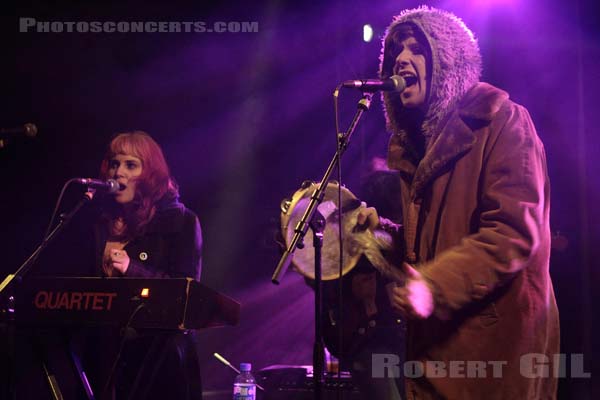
[
  {"x1": 386, "y1": 263, "x2": 434, "y2": 319},
  {"x1": 356, "y1": 206, "x2": 380, "y2": 231}
]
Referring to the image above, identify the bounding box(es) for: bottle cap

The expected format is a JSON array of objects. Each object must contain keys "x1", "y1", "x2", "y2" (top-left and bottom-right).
[{"x1": 240, "y1": 362, "x2": 252, "y2": 372}]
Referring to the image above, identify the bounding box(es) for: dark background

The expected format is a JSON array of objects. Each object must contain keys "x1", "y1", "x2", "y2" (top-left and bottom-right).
[{"x1": 1, "y1": 0, "x2": 598, "y2": 398}]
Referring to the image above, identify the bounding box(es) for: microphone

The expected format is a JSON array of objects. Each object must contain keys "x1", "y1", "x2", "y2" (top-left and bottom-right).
[
  {"x1": 73, "y1": 178, "x2": 123, "y2": 194},
  {"x1": 0, "y1": 123, "x2": 38, "y2": 139},
  {"x1": 342, "y1": 75, "x2": 408, "y2": 92}
]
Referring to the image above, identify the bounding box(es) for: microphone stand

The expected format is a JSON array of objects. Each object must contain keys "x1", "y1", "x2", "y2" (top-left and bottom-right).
[
  {"x1": 272, "y1": 92, "x2": 373, "y2": 400},
  {"x1": 0, "y1": 191, "x2": 95, "y2": 400},
  {"x1": 0, "y1": 192, "x2": 93, "y2": 293},
  {"x1": 310, "y1": 210, "x2": 325, "y2": 400}
]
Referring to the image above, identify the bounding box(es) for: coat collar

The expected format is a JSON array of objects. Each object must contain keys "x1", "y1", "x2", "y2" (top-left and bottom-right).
[
  {"x1": 94, "y1": 196, "x2": 184, "y2": 238},
  {"x1": 144, "y1": 198, "x2": 185, "y2": 234},
  {"x1": 387, "y1": 82, "x2": 509, "y2": 199}
]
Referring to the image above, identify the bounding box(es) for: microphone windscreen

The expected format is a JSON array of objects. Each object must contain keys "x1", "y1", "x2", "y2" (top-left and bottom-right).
[
  {"x1": 389, "y1": 75, "x2": 406, "y2": 92},
  {"x1": 24, "y1": 123, "x2": 38, "y2": 138}
]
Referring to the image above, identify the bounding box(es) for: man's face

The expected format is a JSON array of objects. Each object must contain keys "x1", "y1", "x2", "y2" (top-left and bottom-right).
[{"x1": 392, "y1": 36, "x2": 428, "y2": 110}]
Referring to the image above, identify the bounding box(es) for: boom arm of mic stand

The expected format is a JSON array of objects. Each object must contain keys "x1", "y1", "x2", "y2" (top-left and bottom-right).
[
  {"x1": 0, "y1": 192, "x2": 93, "y2": 294},
  {"x1": 271, "y1": 92, "x2": 373, "y2": 284}
]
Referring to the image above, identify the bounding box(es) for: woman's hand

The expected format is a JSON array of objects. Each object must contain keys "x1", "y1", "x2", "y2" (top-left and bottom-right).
[{"x1": 108, "y1": 249, "x2": 130, "y2": 275}]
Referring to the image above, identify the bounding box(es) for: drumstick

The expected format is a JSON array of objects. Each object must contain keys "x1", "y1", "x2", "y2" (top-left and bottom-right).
[{"x1": 213, "y1": 353, "x2": 265, "y2": 391}]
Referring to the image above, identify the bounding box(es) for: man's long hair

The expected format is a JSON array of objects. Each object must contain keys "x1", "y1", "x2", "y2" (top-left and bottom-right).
[{"x1": 380, "y1": 23, "x2": 431, "y2": 82}]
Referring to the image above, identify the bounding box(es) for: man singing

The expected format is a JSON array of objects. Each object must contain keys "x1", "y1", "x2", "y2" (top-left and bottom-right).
[{"x1": 359, "y1": 6, "x2": 560, "y2": 399}]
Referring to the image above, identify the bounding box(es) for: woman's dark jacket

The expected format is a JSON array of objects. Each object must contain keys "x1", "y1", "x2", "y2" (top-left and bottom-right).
[{"x1": 89, "y1": 196, "x2": 203, "y2": 400}]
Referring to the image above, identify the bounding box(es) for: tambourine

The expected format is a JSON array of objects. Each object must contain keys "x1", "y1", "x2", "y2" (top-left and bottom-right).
[{"x1": 280, "y1": 181, "x2": 397, "y2": 281}]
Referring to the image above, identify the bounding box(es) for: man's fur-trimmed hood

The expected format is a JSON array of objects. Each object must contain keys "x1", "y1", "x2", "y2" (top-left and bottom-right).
[{"x1": 379, "y1": 6, "x2": 482, "y2": 148}]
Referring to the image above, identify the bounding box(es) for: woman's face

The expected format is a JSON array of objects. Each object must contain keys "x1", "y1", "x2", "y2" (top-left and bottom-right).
[{"x1": 107, "y1": 153, "x2": 143, "y2": 204}]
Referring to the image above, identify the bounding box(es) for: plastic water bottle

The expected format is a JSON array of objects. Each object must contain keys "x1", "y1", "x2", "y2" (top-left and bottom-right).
[{"x1": 233, "y1": 363, "x2": 256, "y2": 400}]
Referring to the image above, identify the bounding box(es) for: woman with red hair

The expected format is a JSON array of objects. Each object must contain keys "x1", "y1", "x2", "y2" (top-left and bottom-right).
[
  {"x1": 88, "y1": 130, "x2": 203, "y2": 399},
  {"x1": 98, "y1": 130, "x2": 201, "y2": 280}
]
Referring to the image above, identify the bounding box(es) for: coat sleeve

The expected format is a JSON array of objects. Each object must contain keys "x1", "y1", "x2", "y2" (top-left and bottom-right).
[
  {"x1": 168, "y1": 210, "x2": 203, "y2": 281},
  {"x1": 126, "y1": 209, "x2": 203, "y2": 281},
  {"x1": 418, "y1": 102, "x2": 551, "y2": 317}
]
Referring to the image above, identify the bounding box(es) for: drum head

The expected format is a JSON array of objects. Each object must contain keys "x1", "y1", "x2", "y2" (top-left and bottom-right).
[{"x1": 280, "y1": 181, "x2": 366, "y2": 280}]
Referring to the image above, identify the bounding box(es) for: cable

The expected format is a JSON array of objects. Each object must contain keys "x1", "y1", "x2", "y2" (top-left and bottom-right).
[
  {"x1": 101, "y1": 303, "x2": 146, "y2": 398},
  {"x1": 333, "y1": 84, "x2": 345, "y2": 391},
  {"x1": 42, "y1": 178, "x2": 84, "y2": 239},
  {"x1": 333, "y1": 84, "x2": 342, "y2": 142}
]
